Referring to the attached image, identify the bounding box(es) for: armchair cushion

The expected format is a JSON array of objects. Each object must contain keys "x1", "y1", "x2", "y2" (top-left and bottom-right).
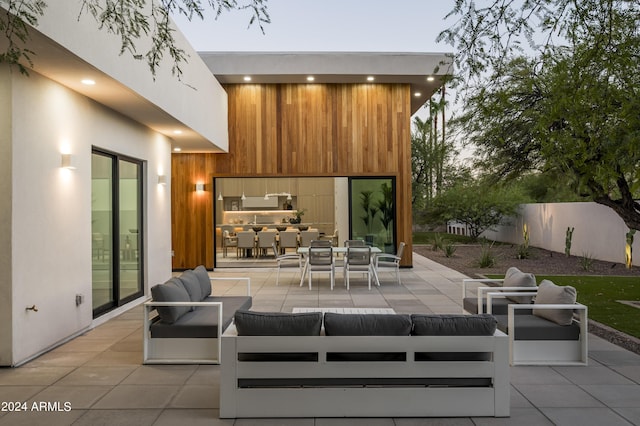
[
  {"x1": 150, "y1": 278, "x2": 192, "y2": 324},
  {"x1": 533, "y1": 280, "x2": 577, "y2": 325},
  {"x1": 234, "y1": 310, "x2": 322, "y2": 336},
  {"x1": 503, "y1": 267, "x2": 537, "y2": 304},
  {"x1": 324, "y1": 313, "x2": 412, "y2": 336}
]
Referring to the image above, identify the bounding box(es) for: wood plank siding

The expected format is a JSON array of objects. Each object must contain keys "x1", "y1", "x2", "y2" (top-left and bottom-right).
[{"x1": 171, "y1": 83, "x2": 414, "y2": 269}]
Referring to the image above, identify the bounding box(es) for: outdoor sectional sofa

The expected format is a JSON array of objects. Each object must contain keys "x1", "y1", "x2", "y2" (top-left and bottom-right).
[
  {"x1": 220, "y1": 311, "x2": 510, "y2": 418},
  {"x1": 462, "y1": 267, "x2": 588, "y2": 366},
  {"x1": 143, "y1": 266, "x2": 252, "y2": 364}
]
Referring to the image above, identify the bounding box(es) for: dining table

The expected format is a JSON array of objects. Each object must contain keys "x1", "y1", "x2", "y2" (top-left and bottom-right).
[{"x1": 297, "y1": 246, "x2": 382, "y2": 288}]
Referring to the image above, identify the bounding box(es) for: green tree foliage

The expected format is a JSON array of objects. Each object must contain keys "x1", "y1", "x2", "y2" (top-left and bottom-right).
[
  {"x1": 440, "y1": 0, "x2": 640, "y2": 231},
  {"x1": 411, "y1": 89, "x2": 462, "y2": 210},
  {"x1": 422, "y1": 179, "x2": 530, "y2": 239},
  {"x1": 1, "y1": 0, "x2": 269, "y2": 78}
]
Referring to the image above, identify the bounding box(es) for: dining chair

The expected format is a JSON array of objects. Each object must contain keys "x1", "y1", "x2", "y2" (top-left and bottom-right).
[
  {"x1": 278, "y1": 230, "x2": 299, "y2": 254},
  {"x1": 236, "y1": 231, "x2": 256, "y2": 258},
  {"x1": 374, "y1": 242, "x2": 405, "y2": 285},
  {"x1": 272, "y1": 242, "x2": 302, "y2": 286},
  {"x1": 299, "y1": 230, "x2": 320, "y2": 247},
  {"x1": 307, "y1": 246, "x2": 335, "y2": 290},
  {"x1": 257, "y1": 231, "x2": 277, "y2": 257},
  {"x1": 310, "y1": 239, "x2": 332, "y2": 247},
  {"x1": 321, "y1": 228, "x2": 339, "y2": 246},
  {"x1": 344, "y1": 239, "x2": 366, "y2": 247},
  {"x1": 344, "y1": 246, "x2": 374, "y2": 290},
  {"x1": 222, "y1": 230, "x2": 238, "y2": 257}
]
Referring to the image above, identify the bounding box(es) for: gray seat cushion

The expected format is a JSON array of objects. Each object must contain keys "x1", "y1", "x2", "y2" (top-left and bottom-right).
[
  {"x1": 411, "y1": 314, "x2": 497, "y2": 336},
  {"x1": 150, "y1": 278, "x2": 192, "y2": 324},
  {"x1": 150, "y1": 296, "x2": 252, "y2": 338},
  {"x1": 494, "y1": 314, "x2": 580, "y2": 340},
  {"x1": 324, "y1": 313, "x2": 412, "y2": 336},
  {"x1": 463, "y1": 296, "x2": 526, "y2": 315},
  {"x1": 234, "y1": 310, "x2": 322, "y2": 336}
]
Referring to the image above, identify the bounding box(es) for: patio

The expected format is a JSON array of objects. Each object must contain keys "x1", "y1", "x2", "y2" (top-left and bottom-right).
[{"x1": 0, "y1": 253, "x2": 639, "y2": 425}]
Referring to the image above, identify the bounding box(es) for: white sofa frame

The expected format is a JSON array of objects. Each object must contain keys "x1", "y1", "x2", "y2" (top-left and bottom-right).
[
  {"x1": 220, "y1": 325, "x2": 510, "y2": 418},
  {"x1": 143, "y1": 277, "x2": 250, "y2": 365},
  {"x1": 487, "y1": 291, "x2": 588, "y2": 366}
]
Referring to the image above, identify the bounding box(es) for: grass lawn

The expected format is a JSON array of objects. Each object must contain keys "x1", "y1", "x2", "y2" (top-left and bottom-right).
[{"x1": 487, "y1": 274, "x2": 640, "y2": 339}]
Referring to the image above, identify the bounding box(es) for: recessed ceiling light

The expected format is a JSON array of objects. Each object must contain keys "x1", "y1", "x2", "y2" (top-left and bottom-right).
[
  {"x1": 414, "y1": 92, "x2": 422, "y2": 97},
  {"x1": 306, "y1": 76, "x2": 315, "y2": 82},
  {"x1": 173, "y1": 147, "x2": 182, "y2": 152},
  {"x1": 367, "y1": 76, "x2": 375, "y2": 82},
  {"x1": 81, "y1": 79, "x2": 96, "y2": 85},
  {"x1": 426, "y1": 76, "x2": 435, "y2": 82},
  {"x1": 173, "y1": 130, "x2": 183, "y2": 135},
  {"x1": 243, "y1": 76, "x2": 252, "y2": 82}
]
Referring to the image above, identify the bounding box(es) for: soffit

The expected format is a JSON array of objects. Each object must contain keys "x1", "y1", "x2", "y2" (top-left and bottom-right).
[
  {"x1": 0, "y1": 24, "x2": 223, "y2": 152},
  {"x1": 200, "y1": 52, "x2": 453, "y2": 114}
]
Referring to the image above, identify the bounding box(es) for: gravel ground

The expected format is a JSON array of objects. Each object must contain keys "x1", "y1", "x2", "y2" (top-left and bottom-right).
[{"x1": 414, "y1": 244, "x2": 640, "y2": 278}]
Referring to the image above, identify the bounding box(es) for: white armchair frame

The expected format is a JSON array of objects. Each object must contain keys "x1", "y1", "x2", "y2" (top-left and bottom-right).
[
  {"x1": 487, "y1": 291, "x2": 588, "y2": 366},
  {"x1": 143, "y1": 277, "x2": 251, "y2": 364},
  {"x1": 462, "y1": 278, "x2": 534, "y2": 314}
]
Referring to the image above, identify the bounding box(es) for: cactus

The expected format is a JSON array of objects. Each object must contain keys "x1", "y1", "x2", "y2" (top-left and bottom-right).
[
  {"x1": 565, "y1": 227, "x2": 574, "y2": 257},
  {"x1": 625, "y1": 229, "x2": 635, "y2": 269}
]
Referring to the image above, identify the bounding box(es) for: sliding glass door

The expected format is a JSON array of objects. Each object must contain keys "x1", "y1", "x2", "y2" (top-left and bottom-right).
[
  {"x1": 349, "y1": 177, "x2": 397, "y2": 253},
  {"x1": 92, "y1": 149, "x2": 144, "y2": 317}
]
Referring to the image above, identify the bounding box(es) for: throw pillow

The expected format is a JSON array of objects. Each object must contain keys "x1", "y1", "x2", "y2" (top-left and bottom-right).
[
  {"x1": 193, "y1": 265, "x2": 212, "y2": 299},
  {"x1": 323, "y1": 313, "x2": 412, "y2": 336},
  {"x1": 150, "y1": 278, "x2": 191, "y2": 324},
  {"x1": 411, "y1": 314, "x2": 497, "y2": 336},
  {"x1": 234, "y1": 310, "x2": 322, "y2": 336},
  {"x1": 503, "y1": 268, "x2": 537, "y2": 303},
  {"x1": 533, "y1": 280, "x2": 577, "y2": 325}
]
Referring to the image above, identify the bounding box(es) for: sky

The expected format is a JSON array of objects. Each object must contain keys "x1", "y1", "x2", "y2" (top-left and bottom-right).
[{"x1": 173, "y1": 0, "x2": 457, "y2": 54}]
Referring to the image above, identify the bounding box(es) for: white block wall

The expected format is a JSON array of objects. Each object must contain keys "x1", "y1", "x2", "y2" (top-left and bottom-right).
[{"x1": 483, "y1": 202, "x2": 640, "y2": 267}]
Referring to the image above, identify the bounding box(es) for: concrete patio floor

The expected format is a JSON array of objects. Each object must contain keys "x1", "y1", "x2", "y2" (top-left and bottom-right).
[{"x1": 1, "y1": 252, "x2": 639, "y2": 425}]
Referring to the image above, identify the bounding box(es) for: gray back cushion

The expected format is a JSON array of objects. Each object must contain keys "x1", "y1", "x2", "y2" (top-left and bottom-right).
[
  {"x1": 533, "y1": 280, "x2": 577, "y2": 325},
  {"x1": 411, "y1": 314, "x2": 497, "y2": 336},
  {"x1": 324, "y1": 313, "x2": 412, "y2": 336},
  {"x1": 193, "y1": 265, "x2": 212, "y2": 299},
  {"x1": 504, "y1": 267, "x2": 537, "y2": 303},
  {"x1": 178, "y1": 270, "x2": 203, "y2": 302},
  {"x1": 150, "y1": 278, "x2": 191, "y2": 324},
  {"x1": 234, "y1": 310, "x2": 322, "y2": 336}
]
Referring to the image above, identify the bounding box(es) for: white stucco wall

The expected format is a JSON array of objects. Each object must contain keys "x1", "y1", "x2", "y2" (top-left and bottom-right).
[
  {"x1": 483, "y1": 202, "x2": 640, "y2": 267},
  {"x1": 34, "y1": 2, "x2": 228, "y2": 150},
  {"x1": 7, "y1": 69, "x2": 172, "y2": 365},
  {"x1": 0, "y1": 66, "x2": 13, "y2": 365}
]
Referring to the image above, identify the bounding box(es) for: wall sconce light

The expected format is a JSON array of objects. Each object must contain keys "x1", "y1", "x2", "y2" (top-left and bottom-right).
[
  {"x1": 217, "y1": 192, "x2": 223, "y2": 201},
  {"x1": 158, "y1": 175, "x2": 167, "y2": 185},
  {"x1": 195, "y1": 183, "x2": 205, "y2": 192},
  {"x1": 61, "y1": 153, "x2": 76, "y2": 170}
]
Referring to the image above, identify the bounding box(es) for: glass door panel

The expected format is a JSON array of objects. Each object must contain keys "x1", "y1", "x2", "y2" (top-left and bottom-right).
[
  {"x1": 91, "y1": 153, "x2": 114, "y2": 310},
  {"x1": 118, "y1": 159, "x2": 142, "y2": 301},
  {"x1": 349, "y1": 177, "x2": 396, "y2": 253}
]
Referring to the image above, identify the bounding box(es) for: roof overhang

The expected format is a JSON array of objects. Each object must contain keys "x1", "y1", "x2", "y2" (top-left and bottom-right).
[
  {"x1": 200, "y1": 51, "x2": 453, "y2": 114},
  {"x1": 0, "y1": 5, "x2": 229, "y2": 153}
]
